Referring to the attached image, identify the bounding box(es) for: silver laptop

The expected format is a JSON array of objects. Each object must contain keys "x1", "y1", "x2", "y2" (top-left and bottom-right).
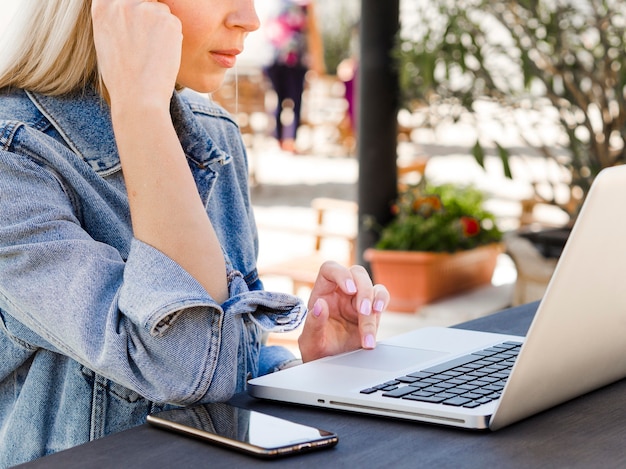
[{"x1": 248, "y1": 165, "x2": 626, "y2": 430}]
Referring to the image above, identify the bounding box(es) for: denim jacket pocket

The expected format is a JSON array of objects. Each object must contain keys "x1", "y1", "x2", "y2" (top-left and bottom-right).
[
  {"x1": 0, "y1": 310, "x2": 37, "y2": 381},
  {"x1": 80, "y1": 366, "x2": 158, "y2": 440}
]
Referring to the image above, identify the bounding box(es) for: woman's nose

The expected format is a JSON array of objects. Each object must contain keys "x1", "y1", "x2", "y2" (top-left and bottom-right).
[{"x1": 227, "y1": 0, "x2": 260, "y2": 33}]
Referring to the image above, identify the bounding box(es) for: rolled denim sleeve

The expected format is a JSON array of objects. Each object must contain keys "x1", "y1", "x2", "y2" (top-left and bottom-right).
[
  {"x1": 120, "y1": 239, "x2": 306, "y2": 337},
  {"x1": 112, "y1": 239, "x2": 307, "y2": 403},
  {"x1": 119, "y1": 239, "x2": 220, "y2": 336}
]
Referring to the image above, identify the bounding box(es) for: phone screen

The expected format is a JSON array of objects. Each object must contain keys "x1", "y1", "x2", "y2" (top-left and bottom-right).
[{"x1": 147, "y1": 402, "x2": 338, "y2": 458}]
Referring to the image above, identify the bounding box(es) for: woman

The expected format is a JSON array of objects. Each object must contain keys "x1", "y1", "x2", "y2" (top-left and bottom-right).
[
  {"x1": 0, "y1": 0, "x2": 388, "y2": 466},
  {"x1": 263, "y1": 0, "x2": 325, "y2": 152}
]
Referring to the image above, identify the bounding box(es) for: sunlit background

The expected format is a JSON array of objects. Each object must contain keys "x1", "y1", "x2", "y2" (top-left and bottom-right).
[
  {"x1": 0, "y1": 0, "x2": 18, "y2": 33},
  {"x1": 0, "y1": 0, "x2": 529, "y2": 338}
]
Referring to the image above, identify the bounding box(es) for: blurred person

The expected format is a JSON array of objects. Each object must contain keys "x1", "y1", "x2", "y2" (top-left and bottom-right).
[
  {"x1": 0, "y1": 0, "x2": 388, "y2": 466},
  {"x1": 263, "y1": 0, "x2": 325, "y2": 152}
]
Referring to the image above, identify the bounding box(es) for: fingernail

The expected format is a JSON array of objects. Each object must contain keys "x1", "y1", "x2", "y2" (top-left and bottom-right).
[
  {"x1": 345, "y1": 279, "x2": 357, "y2": 294},
  {"x1": 364, "y1": 334, "x2": 376, "y2": 349},
  {"x1": 312, "y1": 300, "x2": 322, "y2": 317},
  {"x1": 360, "y1": 298, "x2": 372, "y2": 316},
  {"x1": 374, "y1": 299, "x2": 385, "y2": 312}
]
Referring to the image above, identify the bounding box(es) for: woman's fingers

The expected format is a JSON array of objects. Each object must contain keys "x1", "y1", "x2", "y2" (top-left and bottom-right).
[
  {"x1": 91, "y1": 0, "x2": 182, "y2": 105},
  {"x1": 305, "y1": 261, "x2": 389, "y2": 354}
]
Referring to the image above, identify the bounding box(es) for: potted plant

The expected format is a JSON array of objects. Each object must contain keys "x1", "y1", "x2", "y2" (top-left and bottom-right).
[{"x1": 364, "y1": 182, "x2": 503, "y2": 312}]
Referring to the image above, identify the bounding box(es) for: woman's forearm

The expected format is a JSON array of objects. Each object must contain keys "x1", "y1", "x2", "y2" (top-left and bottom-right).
[{"x1": 111, "y1": 102, "x2": 228, "y2": 303}]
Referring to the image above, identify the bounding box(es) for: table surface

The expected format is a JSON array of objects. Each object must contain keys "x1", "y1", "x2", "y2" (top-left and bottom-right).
[{"x1": 18, "y1": 302, "x2": 626, "y2": 468}]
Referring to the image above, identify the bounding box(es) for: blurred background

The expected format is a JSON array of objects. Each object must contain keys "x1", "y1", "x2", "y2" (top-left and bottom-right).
[{"x1": 3, "y1": 1, "x2": 618, "y2": 355}]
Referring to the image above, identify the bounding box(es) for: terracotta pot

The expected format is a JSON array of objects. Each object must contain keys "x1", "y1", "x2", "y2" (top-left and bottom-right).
[{"x1": 364, "y1": 243, "x2": 503, "y2": 313}]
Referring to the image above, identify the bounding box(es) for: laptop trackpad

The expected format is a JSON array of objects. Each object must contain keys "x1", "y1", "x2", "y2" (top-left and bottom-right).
[{"x1": 325, "y1": 344, "x2": 446, "y2": 372}]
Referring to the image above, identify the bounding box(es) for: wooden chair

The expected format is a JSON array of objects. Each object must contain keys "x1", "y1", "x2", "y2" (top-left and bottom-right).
[
  {"x1": 504, "y1": 234, "x2": 558, "y2": 306},
  {"x1": 397, "y1": 156, "x2": 428, "y2": 191},
  {"x1": 258, "y1": 197, "x2": 358, "y2": 294},
  {"x1": 211, "y1": 68, "x2": 269, "y2": 185},
  {"x1": 211, "y1": 68, "x2": 268, "y2": 135}
]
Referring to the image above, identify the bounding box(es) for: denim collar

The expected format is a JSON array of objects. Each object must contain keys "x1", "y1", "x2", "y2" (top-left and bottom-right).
[{"x1": 26, "y1": 87, "x2": 230, "y2": 176}]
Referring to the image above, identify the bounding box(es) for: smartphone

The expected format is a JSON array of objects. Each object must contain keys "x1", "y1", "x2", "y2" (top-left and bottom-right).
[{"x1": 146, "y1": 402, "x2": 338, "y2": 458}]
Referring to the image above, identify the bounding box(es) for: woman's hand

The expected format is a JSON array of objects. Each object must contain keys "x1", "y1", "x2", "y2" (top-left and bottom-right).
[
  {"x1": 298, "y1": 261, "x2": 389, "y2": 362},
  {"x1": 91, "y1": 0, "x2": 182, "y2": 108}
]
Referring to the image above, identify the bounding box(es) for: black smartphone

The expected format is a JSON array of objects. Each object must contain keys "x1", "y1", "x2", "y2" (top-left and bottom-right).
[{"x1": 146, "y1": 402, "x2": 338, "y2": 458}]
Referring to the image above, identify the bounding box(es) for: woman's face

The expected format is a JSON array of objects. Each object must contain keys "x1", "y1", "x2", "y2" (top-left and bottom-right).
[{"x1": 159, "y1": 0, "x2": 260, "y2": 93}]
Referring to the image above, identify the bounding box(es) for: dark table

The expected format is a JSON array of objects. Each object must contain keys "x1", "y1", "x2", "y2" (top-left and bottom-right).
[{"x1": 18, "y1": 302, "x2": 626, "y2": 468}]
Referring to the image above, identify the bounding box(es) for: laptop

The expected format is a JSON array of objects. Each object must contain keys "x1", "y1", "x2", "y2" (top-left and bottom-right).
[{"x1": 248, "y1": 165, "x2": 626, "y2": 430}]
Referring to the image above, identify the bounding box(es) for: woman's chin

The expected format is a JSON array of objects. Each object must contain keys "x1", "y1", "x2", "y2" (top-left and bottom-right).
[{"x1": 177, "y1": 74, "x2": 227, "y2": 95}]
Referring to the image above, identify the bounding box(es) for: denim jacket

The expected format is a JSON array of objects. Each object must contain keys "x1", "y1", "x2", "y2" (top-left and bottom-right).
[{"x1": 0, "y1": 86, "x2": 305, "y2": 467}]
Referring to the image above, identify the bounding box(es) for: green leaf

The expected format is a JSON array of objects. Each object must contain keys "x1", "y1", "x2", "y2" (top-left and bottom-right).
[
  {"x1": 472, "y1": 140, "x2": 485, "y2": 169},
  {"x1": 495, "y1": 142, "x2": 513, "y2": 179}
]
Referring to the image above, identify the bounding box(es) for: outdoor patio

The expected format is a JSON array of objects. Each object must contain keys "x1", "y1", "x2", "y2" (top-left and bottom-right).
[{"x1": 248, "y1": 132, "x2": 567, "y2": 355}]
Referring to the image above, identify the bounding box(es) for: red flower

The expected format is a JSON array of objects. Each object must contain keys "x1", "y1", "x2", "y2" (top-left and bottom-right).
[{"x1": 460, "y1": 216, "x2": 480, "y2": 237}]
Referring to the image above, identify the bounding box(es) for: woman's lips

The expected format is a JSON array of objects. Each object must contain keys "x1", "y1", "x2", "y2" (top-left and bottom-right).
[{"x1": 210, "y1": 50, "x2": 240, "y2": 68}]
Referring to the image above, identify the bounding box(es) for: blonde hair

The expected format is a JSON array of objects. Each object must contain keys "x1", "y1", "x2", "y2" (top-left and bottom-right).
[{"x1": 0, "y1": 0, "x2": 97, "y2": 95}]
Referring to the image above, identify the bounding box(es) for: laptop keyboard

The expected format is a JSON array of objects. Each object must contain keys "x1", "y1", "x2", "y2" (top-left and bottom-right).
[{"x1": 360, "y1": 341, "x2": 523, "y2": 409}]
